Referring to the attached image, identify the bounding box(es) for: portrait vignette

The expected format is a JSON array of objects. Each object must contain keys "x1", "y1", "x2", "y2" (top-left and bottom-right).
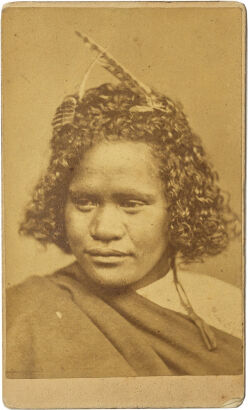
[{"x1": 2, "y1": 1, "x2": 245, "y2": 408}]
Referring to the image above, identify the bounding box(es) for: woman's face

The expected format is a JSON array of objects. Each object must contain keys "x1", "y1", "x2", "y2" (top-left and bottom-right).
[{"x1": 65, "y1": 140, "x2": 170, "y2": 288}]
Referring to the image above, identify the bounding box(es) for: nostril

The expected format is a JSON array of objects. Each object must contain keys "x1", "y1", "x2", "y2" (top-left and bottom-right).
[
  {"x1": 89, "y1": 207, "x2": 124, "y2": 241},
  {"x1": 90, "y1": 226, "x2": 124, "y2": 241}
]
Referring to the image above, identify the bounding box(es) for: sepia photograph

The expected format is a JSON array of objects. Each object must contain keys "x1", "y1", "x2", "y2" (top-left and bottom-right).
[{"x1": 2, "y1": 1, "x2": 245, "y2": 407}]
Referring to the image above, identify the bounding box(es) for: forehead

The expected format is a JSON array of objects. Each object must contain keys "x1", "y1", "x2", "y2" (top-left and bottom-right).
[{"x1": 70, "y1": 141, "x2": 163, "y2": 193}]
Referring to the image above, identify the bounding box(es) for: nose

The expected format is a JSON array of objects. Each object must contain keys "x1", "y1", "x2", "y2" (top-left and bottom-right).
[{"x1": 89, "y1": 204, "x2": 125, "y2": 242}]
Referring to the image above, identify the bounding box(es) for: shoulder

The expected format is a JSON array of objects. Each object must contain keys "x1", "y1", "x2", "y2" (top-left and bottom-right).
[
  {"x1": 6, "y1": 276, "x2": 49, "y2": 323},
  {"x1": 137, "y1": 270, "x2": 243, "y2": 339},
  {"x1": 178, "y1": 271, "x2": 243, "y2": 338},
  {"x1": 6, "y1": 269, "x2": 74, "y2": 330}
]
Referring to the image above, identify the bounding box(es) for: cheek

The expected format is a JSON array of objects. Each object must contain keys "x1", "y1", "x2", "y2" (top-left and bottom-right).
[
  {"x1": 128, "y1": 207, "x2": 170, "y2": 247},
  {"x1": 64, "y1": 205, "x2": 89, "y2": 246}
]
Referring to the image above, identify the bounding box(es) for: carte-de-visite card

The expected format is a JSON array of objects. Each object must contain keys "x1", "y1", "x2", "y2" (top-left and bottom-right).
[{"x1": 2, "y1": 1, "x2": 245, "y2": 408}]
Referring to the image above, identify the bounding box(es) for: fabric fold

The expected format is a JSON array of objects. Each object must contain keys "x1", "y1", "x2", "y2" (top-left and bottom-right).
[{"x1": 6, "y1": 263, "x2": 243, "y2": 378}]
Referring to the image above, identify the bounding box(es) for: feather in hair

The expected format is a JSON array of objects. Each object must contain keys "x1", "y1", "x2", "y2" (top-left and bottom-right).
[
  {"x1": 76, "y1": 31, "x2": 153, "y2": 97},
  {"x1": 78, "y1": 51, "x2": 105, "y2": 101},
  {"x1": 75, "y1": 31, "x2": 165, "y2": 112},
  {"x1": 52, "y1": 31, "x2": 166, "y2": 132}
]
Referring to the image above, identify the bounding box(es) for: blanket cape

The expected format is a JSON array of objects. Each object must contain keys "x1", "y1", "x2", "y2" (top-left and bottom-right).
[{"x1": 6, "y1": 263, "x2": 243, "y2": 378}]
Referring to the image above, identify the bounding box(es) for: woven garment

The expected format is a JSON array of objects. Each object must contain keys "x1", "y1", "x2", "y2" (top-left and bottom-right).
[{"x1": 6, "y1": 263, "x2": 243, "y2": 378}]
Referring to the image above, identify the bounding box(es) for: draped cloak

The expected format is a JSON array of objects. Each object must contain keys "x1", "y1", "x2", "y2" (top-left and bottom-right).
[{"x1": 6, "y1": 263, "x2": 243, "y2": 378}]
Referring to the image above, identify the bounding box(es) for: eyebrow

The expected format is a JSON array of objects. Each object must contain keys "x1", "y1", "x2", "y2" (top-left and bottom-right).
[
  {"x1": 68, "y1": 188, "x2": 156, "y2": 203},
  {"x1": 112, "y1": 192, "x2": 155, "y2": 203},
  {"x1": 69, "y1": 190, "x2": 98, "y2": 201}
]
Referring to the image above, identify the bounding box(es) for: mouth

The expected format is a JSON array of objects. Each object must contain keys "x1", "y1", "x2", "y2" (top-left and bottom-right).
[
  {"x1": 86, "y1": 248, "x2": 129, "y2": 257},
  {"x1": 85, "y1": 248, "x2": 132, "y2": 265}
]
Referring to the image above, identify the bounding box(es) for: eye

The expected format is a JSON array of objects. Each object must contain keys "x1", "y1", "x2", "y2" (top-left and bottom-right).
[
  {"x1": 73, "y1": 199, "x2": 98, "y2": 212},
  {"x1": 120, "y1": 199, "x2": 146, "y2": 213}
]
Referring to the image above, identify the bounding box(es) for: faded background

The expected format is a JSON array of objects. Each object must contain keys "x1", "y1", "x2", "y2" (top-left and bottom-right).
[{"x1": 3, "y1": 4, "x2": 243, "y2": 288}]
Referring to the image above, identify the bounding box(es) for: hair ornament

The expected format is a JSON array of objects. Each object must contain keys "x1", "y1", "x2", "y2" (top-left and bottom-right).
[
  {"x1": 52, "y1": 96, "x2": 77, "y2": 131},
  {"x1": 78, "y1": 49, "x2": 106, "y2": 101},
  {"x1": 75, "y1": 31, "x2": 166, "y2": 112},
  {"x1": 52, "y1": 31, "x2": 167, "y2": 133},
  {"x1": 75, "y1": 31, "x2": 152, "y2": 97}
]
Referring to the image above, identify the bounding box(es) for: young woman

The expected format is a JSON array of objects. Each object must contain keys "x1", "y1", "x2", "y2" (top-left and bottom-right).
[{"x1": 6, "y1": 35, "x2": 243, "y2": 379}]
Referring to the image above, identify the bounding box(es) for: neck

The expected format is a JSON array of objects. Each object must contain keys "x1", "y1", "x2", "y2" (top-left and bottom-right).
[{"x1": 131, "y1": 253, "x2": 171, "y2": 291}]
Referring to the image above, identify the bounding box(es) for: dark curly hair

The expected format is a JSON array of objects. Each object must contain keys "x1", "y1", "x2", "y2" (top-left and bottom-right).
[{"x1": 20, "y1": 83, "x2": 238, "y2": 263}]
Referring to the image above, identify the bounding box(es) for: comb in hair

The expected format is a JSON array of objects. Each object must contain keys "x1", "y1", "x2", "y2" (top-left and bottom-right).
[{"x1": 52, "y1": 96, "x2": 77, "y2": 131}]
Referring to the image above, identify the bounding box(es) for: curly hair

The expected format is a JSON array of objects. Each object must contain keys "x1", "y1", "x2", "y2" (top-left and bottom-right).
[{"x1": 20, "y1": 83, "x2": 238, "y2": 263}]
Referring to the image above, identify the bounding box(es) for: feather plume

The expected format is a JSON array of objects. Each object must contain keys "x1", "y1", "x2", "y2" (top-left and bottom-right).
[
  {"x1": 52, "y1": 30, "x2": 166, "y2": 133},
  {"x1": 75, "y1": 31, "x2": 153, "y2": 98},
  {"x1": 78, "y1": 52, "x2": 104, "y2": 101}
]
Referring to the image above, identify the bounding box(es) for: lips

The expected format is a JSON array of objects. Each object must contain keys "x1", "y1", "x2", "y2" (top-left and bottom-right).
[
  {"x1": 84, "y1": 248, "x2": 132, "y2": 265},
  {"x1": 85, "y1": 248, "x2": 130, "y2": 257}
]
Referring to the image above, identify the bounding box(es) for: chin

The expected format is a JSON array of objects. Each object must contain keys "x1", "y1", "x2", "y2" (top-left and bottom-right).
[{"x1": 85, "y1": 267, "x2": 142, "y2": 289}]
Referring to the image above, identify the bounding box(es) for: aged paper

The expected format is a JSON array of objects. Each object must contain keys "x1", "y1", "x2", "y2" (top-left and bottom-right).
[{"x1": 2, "y1": 1, "x2": 245, "y2": 408}]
